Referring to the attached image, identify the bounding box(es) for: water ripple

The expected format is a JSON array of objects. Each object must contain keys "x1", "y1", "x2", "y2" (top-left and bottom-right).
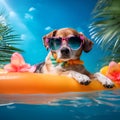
[{"x1": 0, "y1": 90, "x2": 120, "y2": 108}]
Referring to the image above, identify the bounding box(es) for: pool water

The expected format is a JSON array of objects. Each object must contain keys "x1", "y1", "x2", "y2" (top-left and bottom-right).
[
  {"x1": 0, "y1": 0, "x2": 120, "y2": 120},
  {"x1": 0, "y1": 90, "x2": 120, "y2": 120}
]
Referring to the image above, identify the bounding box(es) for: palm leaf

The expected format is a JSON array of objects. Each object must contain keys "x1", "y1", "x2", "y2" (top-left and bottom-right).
[
  {"x1": 89, "y1": 0, "x2": 120, "y2": 64},
  {"x1": 0, "y1": 9, "x2": 24, "y2": 66}
]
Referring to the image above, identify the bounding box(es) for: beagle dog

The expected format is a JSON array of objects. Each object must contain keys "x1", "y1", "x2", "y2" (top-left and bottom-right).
[{"x1": 35, "y1": 28, "x2": 114, "y2": 88}]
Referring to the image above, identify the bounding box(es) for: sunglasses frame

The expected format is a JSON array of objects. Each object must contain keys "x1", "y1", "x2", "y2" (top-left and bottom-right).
[{"x1": 46, "y1": 35, "x2": 85, "y2": 51}]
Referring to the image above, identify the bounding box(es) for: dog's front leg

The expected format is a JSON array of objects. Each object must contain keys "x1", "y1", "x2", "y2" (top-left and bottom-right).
[
  {"x1": 94, "y1": 72, "x2": 114, "y2": 88},
  {"x1": 67, "y1": 71, "x2": 91, "y2": 85}
]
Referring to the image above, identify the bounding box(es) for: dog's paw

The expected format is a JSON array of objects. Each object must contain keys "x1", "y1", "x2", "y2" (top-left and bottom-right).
[
  {"x1": 94, "y1": 72, "x2": 114, "y2": 88},
  {"x1": 71, "y1": 71, "x2": 91, "y2": 85},
  {"x1": 102, "y1": 77, "x2": 115, "y2": 88},
  {"x1": 103, "y1": 82, "x2": 114, "y2": 88}
]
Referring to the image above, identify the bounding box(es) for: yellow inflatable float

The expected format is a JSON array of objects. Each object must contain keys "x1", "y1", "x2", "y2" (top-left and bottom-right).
[
  {"x1": 0, "y1": 71, "x2": 120, "y2": 94},
  {"x1": 0, "y1": 52, "x2": 120, "y2": 94}
]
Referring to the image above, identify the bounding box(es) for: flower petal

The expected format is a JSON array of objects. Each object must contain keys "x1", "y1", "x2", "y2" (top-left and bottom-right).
[
  {"x1": 19, "y1": 65, "x2": 36, "y2": 72},
  {"x1": 11, "y1": 52, "x2": 25, "y2": 66},
  {"x1": 4, "y1": 64, "x2": 16, "y2": 72}
]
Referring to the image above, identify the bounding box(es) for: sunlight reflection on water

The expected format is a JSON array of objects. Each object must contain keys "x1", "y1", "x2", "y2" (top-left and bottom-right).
[{"x1": 0, "y1": 90, "x2": 120, "y2": 107}]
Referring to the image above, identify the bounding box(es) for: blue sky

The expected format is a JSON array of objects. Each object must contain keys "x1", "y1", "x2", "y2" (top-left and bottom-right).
[{"x1": 0, "y1": 0, "x2": 105, "y2": 72}]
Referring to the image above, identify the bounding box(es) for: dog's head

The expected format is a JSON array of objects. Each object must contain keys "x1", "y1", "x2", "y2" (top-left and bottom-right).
[{"x1": 43, "y1": 28, "x2": 93, "y2": 61}]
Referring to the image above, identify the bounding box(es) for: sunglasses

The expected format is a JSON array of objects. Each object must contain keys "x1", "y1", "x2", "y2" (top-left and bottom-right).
[{"x1": 46, "y1": 36, "x2": 84, "y2": 51}]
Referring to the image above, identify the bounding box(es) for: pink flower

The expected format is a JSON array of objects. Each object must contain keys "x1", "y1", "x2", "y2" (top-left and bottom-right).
[
  {"x1": 106, "y1": 61, "x2": 120, "y2": 83},
  {"x1": 4, "y1": 52, "x2": 36, "y2": 72}
]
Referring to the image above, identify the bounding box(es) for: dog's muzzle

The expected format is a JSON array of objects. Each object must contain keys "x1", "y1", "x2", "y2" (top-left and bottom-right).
[{"x1": 60, "y1": 47, "x2": 70, "y2": 57}]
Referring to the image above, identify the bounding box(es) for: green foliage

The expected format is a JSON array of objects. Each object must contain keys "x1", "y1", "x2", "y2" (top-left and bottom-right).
[
  {"x1": 0, "y1": 9, "x2": 23, "y2": 66},
  {"x1": 89, "y1": 0, "x2": 120, "y2": 64}
]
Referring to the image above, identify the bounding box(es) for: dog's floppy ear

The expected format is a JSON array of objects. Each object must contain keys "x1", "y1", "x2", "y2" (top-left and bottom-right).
[
  {"x1": 79, "y1": 33, "x2": 93, "y2": 53},
  {"x1": 42, "y1": 30, "x2": 57, "y2": 50}
]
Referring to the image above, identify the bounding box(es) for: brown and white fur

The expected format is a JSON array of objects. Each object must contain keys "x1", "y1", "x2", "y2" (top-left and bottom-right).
[{"x1": 35, "y1": 28, "x2": 114, "y2": 88}]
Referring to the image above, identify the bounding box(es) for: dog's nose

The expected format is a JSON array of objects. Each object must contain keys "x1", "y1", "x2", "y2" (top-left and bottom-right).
[{"x1": 61, "y1": 47, "x2": 70, "y2": 55}]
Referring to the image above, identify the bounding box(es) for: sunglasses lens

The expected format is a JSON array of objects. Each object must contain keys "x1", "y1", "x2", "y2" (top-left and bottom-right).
[
  {"x1": 48, "y1": 38, "x2": 62, "y2": 50},
  {"x1": 68, "y1": 37, "x2": 82, "y2": 49}
]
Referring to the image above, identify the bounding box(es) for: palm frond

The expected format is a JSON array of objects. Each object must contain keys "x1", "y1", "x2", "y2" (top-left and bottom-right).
[
  {"x1": 89, "y1": 0, "x2": 120, "y2": 63},
  {"x1": 0, "y1": 9, "x2": 24, "y2": 66}
]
